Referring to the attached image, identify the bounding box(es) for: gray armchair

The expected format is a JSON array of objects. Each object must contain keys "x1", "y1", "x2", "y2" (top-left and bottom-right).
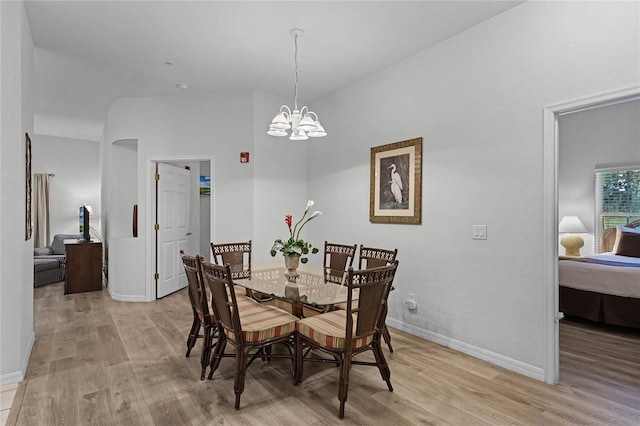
[{"x1": 34, "y1": 233, "x2": 82, "y2": 287}]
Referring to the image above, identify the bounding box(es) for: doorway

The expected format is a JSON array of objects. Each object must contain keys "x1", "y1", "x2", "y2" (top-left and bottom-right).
[
  {"x1": 155, "y1": 162, "x2": 191, "y2": 298},
  {"x1": 543, "y1": 85, "x2": 640, "y2": 384},
  {"x1": 147, "y1": 156, "x2": 214, "y2": 300}
]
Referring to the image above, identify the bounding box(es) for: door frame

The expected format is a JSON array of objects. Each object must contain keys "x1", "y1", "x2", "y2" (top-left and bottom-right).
[
  {"x1": 542, "y1": 85, "x2": 640, "y2": 384},
  {"x1": 145, "y1": 154, "x2": 215, "y2": 301}
]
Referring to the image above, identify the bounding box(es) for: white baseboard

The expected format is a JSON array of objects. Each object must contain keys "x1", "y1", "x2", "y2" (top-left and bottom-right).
[
  {"x1": 108, "y1": 286, "x2": 148, "y2": 302},
  {"x1": 0, "y1": 370, "x2": 23, "y2": 386},
  {"x1": 0, "y1": 330, "x2": 34, "y2": 386},
  {"x1": 386, "y1": 318, "x2": 545, "y2": 382}
]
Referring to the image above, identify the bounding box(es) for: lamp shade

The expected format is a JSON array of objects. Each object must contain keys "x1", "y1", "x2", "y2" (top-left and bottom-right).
[
  {"x1": 558, "y1": 216, "x2": 587, "y2": 233},
  {"x1": 297, "y1": 115, "x2": 317, "y2": 131},
  {"x1": 270, "y1": 113, "x2": 291, "y2": 130},
  {"x1": 267, "y1": 127, "x2": 287, "y2": 137},
  {"x1": 307, "y1": 121, "x2": 326, "y2": 137}
]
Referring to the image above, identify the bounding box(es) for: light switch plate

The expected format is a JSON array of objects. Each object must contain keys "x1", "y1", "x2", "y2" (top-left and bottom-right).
[{"x1": 472, "y1": 224, "x2": 487, "y2": 240}]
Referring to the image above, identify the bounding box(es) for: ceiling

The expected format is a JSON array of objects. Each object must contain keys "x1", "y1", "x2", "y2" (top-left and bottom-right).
[{"x1": 25, "y1": 1, "x2": 524, "y2": 141}]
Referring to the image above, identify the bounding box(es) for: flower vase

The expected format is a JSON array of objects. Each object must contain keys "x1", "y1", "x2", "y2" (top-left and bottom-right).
[
  {"x1": 285, "y1": 281, "x2": 300, "y2": 299},
  {"x1": 284, "y1": 253, "x2": 300, "y2": 280}
]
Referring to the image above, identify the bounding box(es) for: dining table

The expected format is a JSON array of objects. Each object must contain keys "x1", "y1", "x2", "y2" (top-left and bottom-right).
[{"x1": 233, "y1": 261, "x2": 356, "y2": 318}]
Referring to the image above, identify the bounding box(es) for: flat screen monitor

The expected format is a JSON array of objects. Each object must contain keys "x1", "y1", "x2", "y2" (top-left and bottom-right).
[{"x1": 79, "y1": 206, "x2": 90, "y2": 242}]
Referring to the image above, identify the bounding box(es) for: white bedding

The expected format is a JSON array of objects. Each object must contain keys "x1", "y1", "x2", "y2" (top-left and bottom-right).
[{"x1": 559, "y1": 254, "x2": 640, "y2": 298}]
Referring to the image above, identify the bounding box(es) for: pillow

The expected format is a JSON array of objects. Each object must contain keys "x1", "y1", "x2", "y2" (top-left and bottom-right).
[
  {"x1": 50, "y1": 235, "x2": 67, "y2": 255},
  {"x1": 50, "y1": 233, "x2": 83, "y2": 255},
  {"x1": 613, "y1": 226, "x2": 640, "y2": 258},
  {"x1": 34, "y1": 247, "x2": 53, "y2": 256}
]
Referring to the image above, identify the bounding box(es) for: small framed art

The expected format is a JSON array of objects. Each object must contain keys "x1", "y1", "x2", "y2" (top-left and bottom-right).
[{"x1": 25, "y1": 133, "x2": 33, "y2": 240}]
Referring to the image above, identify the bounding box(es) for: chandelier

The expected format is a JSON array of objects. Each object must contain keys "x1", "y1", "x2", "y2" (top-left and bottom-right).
[{"x1": 267, "y1": 28, "x2": 327, "y2": 140}]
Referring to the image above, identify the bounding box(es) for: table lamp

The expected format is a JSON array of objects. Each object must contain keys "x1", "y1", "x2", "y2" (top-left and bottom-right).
[{"x1": 559, "y1": 215, "x2": 587, "y2": 257}]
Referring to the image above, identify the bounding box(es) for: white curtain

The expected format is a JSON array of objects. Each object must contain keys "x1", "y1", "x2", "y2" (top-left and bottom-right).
[{"x1": 33, "y1": 174, "x2": 51, "y2": 247}]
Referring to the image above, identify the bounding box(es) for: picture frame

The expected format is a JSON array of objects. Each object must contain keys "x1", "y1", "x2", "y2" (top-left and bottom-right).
[
  {"x1": 199, "y1": 175, "x2": 211, "y2": 195},
  {"x1": 25, "y1": 133, "x2": 33, "y2": 240},
  {"x1": 370, "y1": 137, "x2": 422, "y2": 224}
]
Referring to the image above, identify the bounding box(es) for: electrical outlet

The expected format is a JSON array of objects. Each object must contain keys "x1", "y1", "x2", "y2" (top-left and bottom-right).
[{"x1": 405, "y1": 293, "x2": 417, "y2": 310}]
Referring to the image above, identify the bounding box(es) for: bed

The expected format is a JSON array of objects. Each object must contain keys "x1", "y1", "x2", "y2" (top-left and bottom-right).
[{"x1": 559, "y1": 220, "x2": 640, "y2": 328}]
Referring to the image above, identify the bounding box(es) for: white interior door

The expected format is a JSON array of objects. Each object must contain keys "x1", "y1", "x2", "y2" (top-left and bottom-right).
[{"x1": 156, "y1": 162, "x2": 190, "y2": 298}]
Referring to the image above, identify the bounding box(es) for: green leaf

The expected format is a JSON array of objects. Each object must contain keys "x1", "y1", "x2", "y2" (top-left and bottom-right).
[
  {"x1": 300, "y1": 258, "x2": 308, "y2": 264},
  {"x1": 270, "y1": 250, "x2": 276, "y2": 257},
  {"x1": 311, "y1": 248, "x2": 319, "y2": 254}
]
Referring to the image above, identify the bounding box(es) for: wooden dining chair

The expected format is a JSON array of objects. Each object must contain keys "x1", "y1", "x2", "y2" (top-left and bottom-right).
[
  {"x1": 180, "y1": 251, "x2": 217, "y2": 380},
  {"x1": 200, "y1": 259, "x2": 299, "y2": 410},
  {"x1": 323, "y1": 241, "x2": 357, "y2": 284},
  {"x1": 211, "y1": 240, "x2": 255, "y2": 297},
  {"x1": 210, "y1": 240, "x2": 252, "y2": 279},
  {"x1": 295, "y1": 261, "x2": 399, "y2": 419},
  {"x1": 358, "y1": 245, "x2": 398, "y2": 352}
]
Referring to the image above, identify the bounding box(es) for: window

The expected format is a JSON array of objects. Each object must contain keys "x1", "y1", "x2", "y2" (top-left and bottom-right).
[{"x1": 594, "y1": 167, "x2": 640, "y2": 252}]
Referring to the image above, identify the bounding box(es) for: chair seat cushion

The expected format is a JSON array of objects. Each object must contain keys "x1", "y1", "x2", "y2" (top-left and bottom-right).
[
  {"x1": 296, "y1": 310, "x2": 373, "y2": 350},
  {"x1": 225, "y1": 303, "x2": 297, "y2": 343},
  {"x1": 204, "y1": 295, "x2": 256, "y2": 321},
  {"x1": 231, "y1": 284, "x2": 247, "y2": 296}
]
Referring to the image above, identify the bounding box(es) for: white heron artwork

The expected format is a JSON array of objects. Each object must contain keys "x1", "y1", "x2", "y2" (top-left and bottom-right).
[{"x1": 388, "y1": 164, "x2": 403, "y2": 203}]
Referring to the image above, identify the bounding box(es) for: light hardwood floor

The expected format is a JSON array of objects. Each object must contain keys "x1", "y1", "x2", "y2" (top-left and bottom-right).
[{"x1": 6, "y1": 282, "x2": 640, "y2": 425}]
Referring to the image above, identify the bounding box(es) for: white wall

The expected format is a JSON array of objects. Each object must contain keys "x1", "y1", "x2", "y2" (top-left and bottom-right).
[
  {"x1": 101, "y1": 90, "x2": 310, "y2": 299},
  {"x1": 252, "y1": 91, "x2": 309, "y2": 263},
  {"x1": 0, "y1": 0, "x2": 35, "y2": 385},
  {"x1": 307, "y1": 0, "x2": 640, "y2": 378},
  {"x1": 31, "y1": 134, "x2": 101, "y2": 242},
  {"x1": 558, "y1": 100, "x2": 640, "y2": 255}
]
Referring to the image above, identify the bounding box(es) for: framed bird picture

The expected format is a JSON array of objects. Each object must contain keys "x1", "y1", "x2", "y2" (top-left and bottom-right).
[{"x1": 369, "y1": 137, "x2": 422, "y2": 224}]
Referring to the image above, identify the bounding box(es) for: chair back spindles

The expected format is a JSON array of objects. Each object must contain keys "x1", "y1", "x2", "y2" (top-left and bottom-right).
[
  {"x1": 323, "y1": 242, "x2": 357, "y2": 283},
  {"x1": 211, "y1": 241, "x2": 252, "y2": 279},
  {"x1": 358, "y1": 245, "x2": 398, "y2": 269}
]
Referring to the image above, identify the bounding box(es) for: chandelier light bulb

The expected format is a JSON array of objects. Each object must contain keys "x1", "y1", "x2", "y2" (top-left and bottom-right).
[{"x1": 267, "y1": 28, "x2": 327, "y2": 140}]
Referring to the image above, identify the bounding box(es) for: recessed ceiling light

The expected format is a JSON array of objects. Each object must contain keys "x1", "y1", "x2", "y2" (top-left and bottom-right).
[{"x1": 176, "y1": 83, "x2": 189, "y2": 90}]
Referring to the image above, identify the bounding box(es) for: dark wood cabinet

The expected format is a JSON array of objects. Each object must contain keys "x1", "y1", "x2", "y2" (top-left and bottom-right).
[{"x1": 64, "y1": 241, "x2": 102, "y2": 294}]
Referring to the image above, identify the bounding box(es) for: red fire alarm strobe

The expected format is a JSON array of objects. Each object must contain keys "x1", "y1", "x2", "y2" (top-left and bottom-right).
[{"x1": 240, "y1": 152, "x2": 250, "y2": 163}]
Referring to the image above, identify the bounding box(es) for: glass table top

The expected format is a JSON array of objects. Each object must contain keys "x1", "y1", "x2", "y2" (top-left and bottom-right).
[{"x1": 233, "y1": 262, "x2": 355, "y2": 308}]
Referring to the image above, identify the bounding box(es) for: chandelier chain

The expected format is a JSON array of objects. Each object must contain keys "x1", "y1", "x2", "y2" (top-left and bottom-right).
[
  {"x1": 294, "y1": 33, "x2": 299, "y2": 110},
  {"x1": 267, "y1": 28, "x2": 326, "y2": 139}
]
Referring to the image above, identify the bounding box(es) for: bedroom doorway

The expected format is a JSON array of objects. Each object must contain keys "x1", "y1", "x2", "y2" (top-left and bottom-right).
[{"x1": 543, "y1": 85, "x2": 640, "y2": 384}]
